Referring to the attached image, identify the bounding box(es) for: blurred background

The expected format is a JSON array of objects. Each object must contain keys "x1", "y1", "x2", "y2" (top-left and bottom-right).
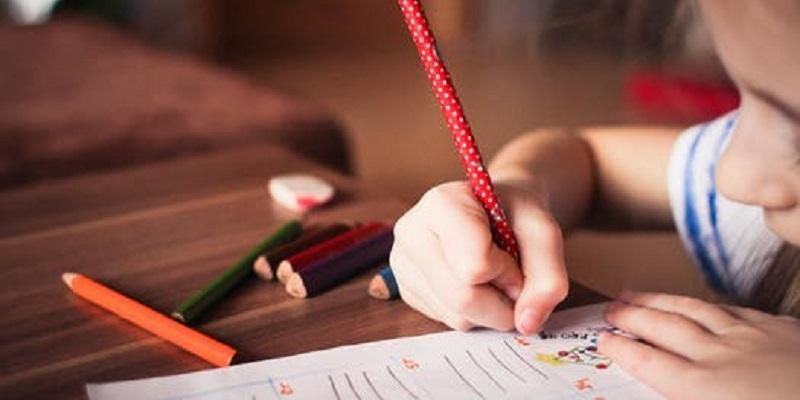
[{"x1": 1, "y1": 0, "x2": 734, "y2": 300}]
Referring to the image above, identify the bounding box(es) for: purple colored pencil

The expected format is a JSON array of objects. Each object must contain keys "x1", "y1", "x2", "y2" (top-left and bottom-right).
[{"x1": 285, "y1": 228, "x2": 394, "y2": 298}]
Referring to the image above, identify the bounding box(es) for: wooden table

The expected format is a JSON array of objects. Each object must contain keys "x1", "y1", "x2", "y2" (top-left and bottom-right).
[{"x1": 0, "y1": 145, "x2": 605, "y2": 399}]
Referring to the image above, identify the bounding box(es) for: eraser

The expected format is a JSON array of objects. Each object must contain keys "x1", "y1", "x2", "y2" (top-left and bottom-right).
[{"x1": 268, "y1": 174, "x2": 335, "y2": 213}]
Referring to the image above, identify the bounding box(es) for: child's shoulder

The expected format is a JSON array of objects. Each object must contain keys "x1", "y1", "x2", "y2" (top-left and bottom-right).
[
  {"x1": 667, "y1": 111, "x2": 784, "y2": 302},
  {"x1": 671, "y1": 111, "x2": 738, "y2": 174}
]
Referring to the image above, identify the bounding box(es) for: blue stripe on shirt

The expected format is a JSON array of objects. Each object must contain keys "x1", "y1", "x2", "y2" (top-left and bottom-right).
[
  {"x1": 706, "y1": 115, "x2": 736, "y2": 289},
  {"x1": 684, "y1": 123, "x2": 728, "y2": 294}
]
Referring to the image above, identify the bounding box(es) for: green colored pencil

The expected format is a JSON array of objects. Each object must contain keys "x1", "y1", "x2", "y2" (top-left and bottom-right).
[{"x1": 172, "y1": 220, "x2": 302, "y2": 323}]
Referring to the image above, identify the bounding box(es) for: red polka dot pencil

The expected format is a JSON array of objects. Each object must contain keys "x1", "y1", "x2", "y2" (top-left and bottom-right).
[{"x1": 396, "y1": 0, "x2": 520, "y2": 260}]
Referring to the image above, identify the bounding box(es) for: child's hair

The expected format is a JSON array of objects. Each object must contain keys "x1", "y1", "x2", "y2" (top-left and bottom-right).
[
  {"x1": 752, "y1": 245, "x2": 800, "y2": 317},
  {"x1": 537, "y1": 1, "x2": 727, "y2": 78}
]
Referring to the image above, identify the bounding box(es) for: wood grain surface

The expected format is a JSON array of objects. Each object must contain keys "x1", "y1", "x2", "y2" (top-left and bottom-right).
[{"x1": 0, "y1": 145, "x2": 605, "y2": 399}]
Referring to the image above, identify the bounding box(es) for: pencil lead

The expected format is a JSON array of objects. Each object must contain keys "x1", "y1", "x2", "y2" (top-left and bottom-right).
[{"x1": 62, "y1": 272, "x2": 77, "y2": 287}]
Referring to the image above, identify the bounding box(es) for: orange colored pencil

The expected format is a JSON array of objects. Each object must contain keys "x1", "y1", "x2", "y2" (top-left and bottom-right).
[{"x1": 62, "y1": 272, "x2": 236, "y2": 367}]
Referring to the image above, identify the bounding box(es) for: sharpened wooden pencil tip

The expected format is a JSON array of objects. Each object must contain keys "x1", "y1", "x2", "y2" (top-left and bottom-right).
[
  {"x1": 253, "y1": 256, "x2": 273, "y2": 280},
  {"x1": 276, "y1": 261, "x2": 292, "y2": 284},
  {"x1": 62, "y1": 272, "x2": 77, "y2": 288},
  {"x1": 368, "y1": 275, "x2": 390, "y2": 300},
  {"x1": 171, "y1": 312, "x2": 186, "y2": 323},
  {"x1": 285, "y1": 273, "x2": 307, "y2": 298}
]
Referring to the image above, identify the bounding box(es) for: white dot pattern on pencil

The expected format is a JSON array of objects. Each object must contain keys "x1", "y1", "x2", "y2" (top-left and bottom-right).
[{"x1": 398, "y1": 0, "x2": 520, "y2": 260}]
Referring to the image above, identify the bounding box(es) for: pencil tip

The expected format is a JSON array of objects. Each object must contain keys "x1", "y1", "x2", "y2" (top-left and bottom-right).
[
  {"x1": 276, "y1": 262, "x2": 291, "y2": 284},
  {"x1": 62, "y1": 272, "x2": 77, "y2": 287},
  {"x1": 368, "y1": 275, "x2": 389, "y2": 300},
  {"x1": 253, "y1": 257, "x2": 273, "y2": 280},
  {"x1": 171, "y1": 312, "x2": 186, "y2": 323},
  {"x1": 285, "y1": 273, "x2": 307, "y2": 298}
]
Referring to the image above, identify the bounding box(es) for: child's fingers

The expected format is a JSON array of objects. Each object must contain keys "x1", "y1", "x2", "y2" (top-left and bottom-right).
[
  {"x1": 453, "y1": 284, "x2": 516, "y2": 331},
  {"x1": 406, "y1": 279, "x2": 515, "y2": 331},
  {"x1": 618, "y1": 292, "x2": 738, "y2": 334},
  {"x1": 397, "y1": 284, "x2": 441, "y2": 326},
  {"x1": 390, "y1": 245, "x2": 450, "y2": 326},
  {"x1": 603, "y1": 301, "x2": 720, "y2": 359},
  {"x1": 400, "y1": 282, "x2": 476, "y2": 332},
  {"x1": 389, "y1": 242, "x2": 426, "y2": 300},
  {"x1": 719, "y1": 304, "x2": 771, "y2": 321},
  {"x1": 417, "y1": 182, "x2": 524, "y2": 300},
  {"x1": 419, "y1": 183, "x2": 521, "y2": 286},
  {"x1": 392, "y1": 225, "x2": 515, "y2": 331},
  {"x1": 597, "y1": 330, "x2": 694, "y2": 400},
  {"x1": 408, "y1": 234, "x2": 515, "y2": 331},
  {"x1": 395, "y1": 180, "x2": 559, "y2": 332},
  {"x1": 488, "y1": 247, "x2": 523, "y2": 300},
  {"x1": 512, "y1": 207, "x2": 568, "y2": 334},
  {"x1": 399, "y1": 282, "x2": 471, "y2": 331}
]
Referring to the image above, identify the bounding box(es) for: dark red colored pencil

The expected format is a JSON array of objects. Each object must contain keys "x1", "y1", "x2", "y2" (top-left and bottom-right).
[
  {"x1": 276, "y1": 222, "x2": 386, "y2": 283},
  {"x1": 286, "y1": 228, "x2": 394, "y2": 298},
  {"x1": 253, "y1": 223, "x2": 350, "y2": 280}
]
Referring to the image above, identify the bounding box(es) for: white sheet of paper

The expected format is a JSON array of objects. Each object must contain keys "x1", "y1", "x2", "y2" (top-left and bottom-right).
[{"x1": 86, "y1": 303, "x2": 662, "y2": 400}]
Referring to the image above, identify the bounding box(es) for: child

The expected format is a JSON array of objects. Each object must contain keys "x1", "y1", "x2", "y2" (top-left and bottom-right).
[{"x1": 389, "y1": 1, "x2": 800, "y2": 399}]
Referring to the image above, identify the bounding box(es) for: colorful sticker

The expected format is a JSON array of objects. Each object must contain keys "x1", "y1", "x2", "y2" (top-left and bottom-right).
[{"x1": 536, "y1": 344, "x2": 610, "y2": 369}]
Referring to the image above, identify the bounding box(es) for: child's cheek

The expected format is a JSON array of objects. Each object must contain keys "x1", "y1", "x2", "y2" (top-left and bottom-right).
[{"x1": 764, "y1": 208, "x2": 800, "y2": 246}]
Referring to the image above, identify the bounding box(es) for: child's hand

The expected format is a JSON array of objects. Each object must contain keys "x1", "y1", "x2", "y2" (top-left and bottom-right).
[
  {"x1": 390, "y1": 181, "x2": 568, "y2": 333},
  {"x1": 599, "y1": 292, "x2": 800, "y2": 400}
]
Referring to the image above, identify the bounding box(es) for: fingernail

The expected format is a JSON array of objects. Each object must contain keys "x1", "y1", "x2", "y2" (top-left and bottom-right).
[{"x1": 519, "y1": 308, "x2": 542, "y2": 333}]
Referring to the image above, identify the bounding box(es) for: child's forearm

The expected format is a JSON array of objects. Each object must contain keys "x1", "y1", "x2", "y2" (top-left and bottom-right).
[
  {"x1": 489, "y1": 126, "x2": 681, "y2": 230},
  {"x1": 489, "y1": 128, "x2": 594, "y2": 229}
]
